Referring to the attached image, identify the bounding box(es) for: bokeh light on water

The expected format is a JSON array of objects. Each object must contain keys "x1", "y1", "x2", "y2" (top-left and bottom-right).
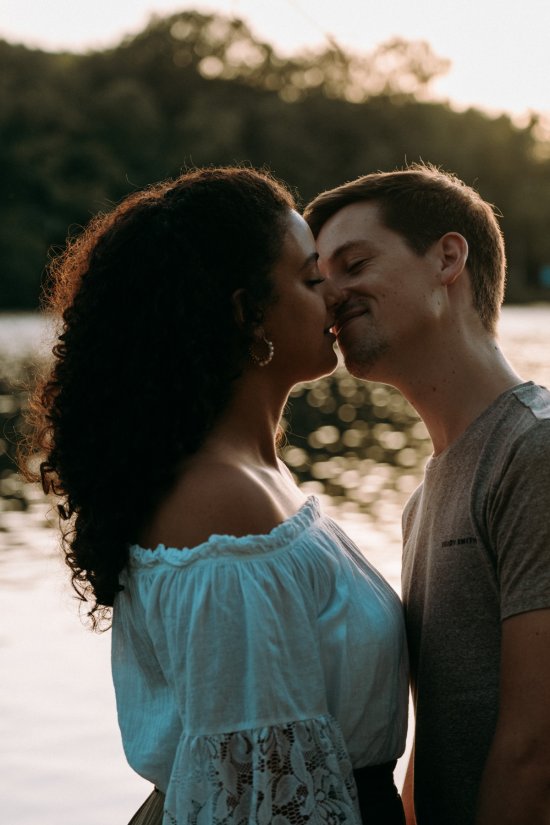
[
  {"x1": 281, "y1": 371, "x2": 430, "y2": 533},
  {"x1": 0, "y1": 348, "x2": 430, "y2": 540},
  {"x1": 0, "y1": 314, "x2": 56, "y2": 536},
  {"x1": 0, "y1": 355, "x2": 54, "y2": 542},
  {"x1": 2, "y1": 305, "x2": 550, "y2": 537}
]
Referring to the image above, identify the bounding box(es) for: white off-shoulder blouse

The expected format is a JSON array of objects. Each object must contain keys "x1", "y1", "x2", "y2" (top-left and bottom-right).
[{"x1": 112, "y1": 496, "x2": 408, "y2": 824}]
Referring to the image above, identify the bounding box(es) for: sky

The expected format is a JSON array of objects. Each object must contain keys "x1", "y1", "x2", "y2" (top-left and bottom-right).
[{"x1": 2, "y1": 0, "x2": 549, "y2": 123}]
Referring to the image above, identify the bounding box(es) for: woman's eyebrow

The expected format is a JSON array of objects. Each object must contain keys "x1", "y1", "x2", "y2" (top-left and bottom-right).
[{"x1": 300, "y1": 251, "x2": 320, "y2": 270}]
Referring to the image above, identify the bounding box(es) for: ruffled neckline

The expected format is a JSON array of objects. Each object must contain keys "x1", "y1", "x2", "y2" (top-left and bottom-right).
[{"x1": 128, "y1": 495, "x2": 321, "y2": 568}]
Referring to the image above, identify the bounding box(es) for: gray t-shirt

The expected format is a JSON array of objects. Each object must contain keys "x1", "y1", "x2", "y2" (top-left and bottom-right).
[{"x1": 402, "y1": 382, "x2": 550, "y2": 825}]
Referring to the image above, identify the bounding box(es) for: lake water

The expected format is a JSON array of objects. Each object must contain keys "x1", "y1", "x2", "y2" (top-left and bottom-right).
[{"x1": 1, "y1": 306, "x2": 550, "y2": 823}]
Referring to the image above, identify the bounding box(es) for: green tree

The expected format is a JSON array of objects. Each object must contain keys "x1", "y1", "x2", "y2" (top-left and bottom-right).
[{"x1": 1, "y1": 10, "x2": 549, "y2": 309}]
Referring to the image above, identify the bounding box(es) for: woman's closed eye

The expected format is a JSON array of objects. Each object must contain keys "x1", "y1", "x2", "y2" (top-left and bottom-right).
[{"x1": 306, "y1": 277, "x2": 325, "y2": 287}]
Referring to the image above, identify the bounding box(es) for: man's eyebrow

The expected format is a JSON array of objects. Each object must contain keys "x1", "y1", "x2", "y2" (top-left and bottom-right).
[
  {"x1": 328, "y1": 240, "x2": 370, "y2": 262},
  {"x1": 300, "y1": 251, "x2": 319, "y2": 270}
]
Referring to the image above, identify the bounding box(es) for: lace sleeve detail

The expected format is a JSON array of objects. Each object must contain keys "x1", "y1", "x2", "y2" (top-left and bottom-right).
[{"x1": 163, "y1": 715, "x2": 360, "y2": 824}]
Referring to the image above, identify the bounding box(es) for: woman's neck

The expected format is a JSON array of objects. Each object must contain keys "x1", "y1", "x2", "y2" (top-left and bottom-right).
[{"x1": 201, "y1": 373, "x2": 291, "y2": 468}]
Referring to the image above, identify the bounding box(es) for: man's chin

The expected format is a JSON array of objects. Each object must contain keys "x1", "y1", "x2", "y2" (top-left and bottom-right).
[{"x1": 339, "y1": 341, "x2": 388, "y2": 381}]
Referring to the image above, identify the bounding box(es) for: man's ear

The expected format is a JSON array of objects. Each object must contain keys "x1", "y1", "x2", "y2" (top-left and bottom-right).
[{"x1": 438, "y1": 232, "x2": 469, "y2": 285}]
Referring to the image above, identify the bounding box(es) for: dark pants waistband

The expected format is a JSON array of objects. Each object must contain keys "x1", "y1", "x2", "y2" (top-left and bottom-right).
[{"x1": 353, "y1": 760, "x2": 405, "y2": 825}]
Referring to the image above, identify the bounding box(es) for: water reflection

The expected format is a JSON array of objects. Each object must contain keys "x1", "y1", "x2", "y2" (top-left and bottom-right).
[
  {"x1": 2, "y1": 308, "x2": 550, "y2": 824},
  {"x1": 0, "y1": 355, "x2": 44, "y2": 513},
  {"x1": 283, "y1": 374, "x2": 430, "y2": 527},
  {"x1": 3, "y1": 305, "x2": 550, "y2": 532},
  {"x1": 0, "y1": 353, "x2": 429, "y2": 530}
]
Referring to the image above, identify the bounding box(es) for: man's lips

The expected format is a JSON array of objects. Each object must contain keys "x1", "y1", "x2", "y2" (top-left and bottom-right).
[{"x1": 332, "y1": 308, "x2": 368, "y2": 336}]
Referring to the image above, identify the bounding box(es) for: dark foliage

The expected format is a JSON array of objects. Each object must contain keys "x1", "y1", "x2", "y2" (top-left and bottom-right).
[{"x1": 2, "y1": 10, "x2": 550, "y2": 308}]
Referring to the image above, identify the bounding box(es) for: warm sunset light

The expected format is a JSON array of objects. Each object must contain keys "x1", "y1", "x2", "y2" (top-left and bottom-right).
[
  {"x1": 2, "y1": 0, "x2": 549, "y2": 120},
  {"x1": 3, "y1": 4, "x2": 550, "y2": 825}
]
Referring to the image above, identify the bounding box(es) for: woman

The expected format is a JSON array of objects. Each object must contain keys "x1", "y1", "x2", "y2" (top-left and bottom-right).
[{"x1": 25, "y1": 167, "x2": 408, "y2": 823}]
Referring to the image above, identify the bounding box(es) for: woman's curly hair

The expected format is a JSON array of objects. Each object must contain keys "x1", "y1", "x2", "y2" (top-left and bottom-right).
[{"x1": 23, "y1": 166, "x2": 296, "y2": 629}]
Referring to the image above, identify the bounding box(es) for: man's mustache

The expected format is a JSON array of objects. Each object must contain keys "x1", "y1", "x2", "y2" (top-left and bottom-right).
[{"x1": 332, "y1": 301, "x2": 369, "y2": 335}]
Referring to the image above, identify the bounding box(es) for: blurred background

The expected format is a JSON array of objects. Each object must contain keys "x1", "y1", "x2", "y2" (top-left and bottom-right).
[{"x1": 1, "y1": 1, "x2": 549, "y2": 822}]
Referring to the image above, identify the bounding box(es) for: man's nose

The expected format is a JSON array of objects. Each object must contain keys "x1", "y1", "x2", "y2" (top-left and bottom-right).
[{"x1": 323, "y1": 278, "x2": 345, "y2": 309}]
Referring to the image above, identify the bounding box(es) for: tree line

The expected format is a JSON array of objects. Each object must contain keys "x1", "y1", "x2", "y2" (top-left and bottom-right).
[{"x1": 2, "y1": 9, "x2": 550, "y2": 309}]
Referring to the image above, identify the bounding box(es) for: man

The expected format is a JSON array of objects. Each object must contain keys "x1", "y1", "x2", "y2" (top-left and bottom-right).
[{"x1": 304, "y1": 164, "x2": 550, "y2": 825}]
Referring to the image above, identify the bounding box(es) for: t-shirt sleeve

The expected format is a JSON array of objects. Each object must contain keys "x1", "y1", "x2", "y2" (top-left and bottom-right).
[{"x1": 487, "y1": 419, "x2": 550, "y2": 619}]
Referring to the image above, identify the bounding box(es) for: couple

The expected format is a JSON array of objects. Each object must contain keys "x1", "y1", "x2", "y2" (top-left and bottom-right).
[{"x1": 31, "y1": 164, "x2": 550, "y2": 824}]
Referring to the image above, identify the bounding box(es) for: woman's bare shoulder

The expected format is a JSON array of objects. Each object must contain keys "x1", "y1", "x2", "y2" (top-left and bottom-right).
[{"x1": 139, "y1": 461, "x2": 290, "y2": 550}]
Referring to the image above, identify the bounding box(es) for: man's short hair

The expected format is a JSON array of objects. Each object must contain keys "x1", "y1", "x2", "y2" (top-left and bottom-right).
[{"x1": 304, "y1": 163, "x2": 506, "y2": 334}]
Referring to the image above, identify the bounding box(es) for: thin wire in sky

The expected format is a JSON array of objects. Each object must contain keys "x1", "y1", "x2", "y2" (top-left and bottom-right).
[{"x1": 279, "y1": 0, "x2": 348, "y2": 61}]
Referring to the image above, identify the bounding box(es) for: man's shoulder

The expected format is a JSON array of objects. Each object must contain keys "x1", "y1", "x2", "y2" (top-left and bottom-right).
[
  {"x1": 510, "y1": 381, "x2": 550, "y2": 421},
  {"x1": 477, "y1": 382, "x2": 550, "y2": 459},
  {"x1": 476, "y1": 380, "x2": 549, "y2": 417},
  {"x1": 471, "y1": 383, "x2": 550, "y2": 508},
  {"x1": 503, "y1": 382, "x2": 550, "y2": 448}
]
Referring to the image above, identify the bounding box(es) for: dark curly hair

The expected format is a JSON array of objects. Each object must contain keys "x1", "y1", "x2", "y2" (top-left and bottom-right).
[{"x1": 23, "y1": 166, "x2": 296, "y2": 629}]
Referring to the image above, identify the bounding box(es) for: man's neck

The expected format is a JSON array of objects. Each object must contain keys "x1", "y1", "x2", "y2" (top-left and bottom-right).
[{"x1": 395, "y1": 339, "x2": 523, "y2": 455}]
